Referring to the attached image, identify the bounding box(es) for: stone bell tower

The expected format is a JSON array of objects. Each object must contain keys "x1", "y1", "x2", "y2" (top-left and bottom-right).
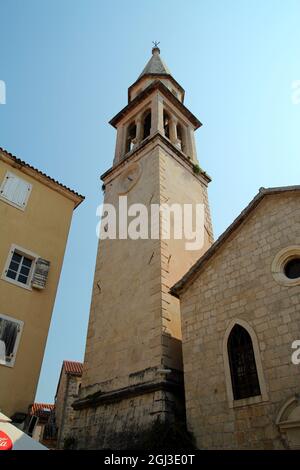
[{"x1": 72, "y1": 46, "x2": 213, "y2": 449}]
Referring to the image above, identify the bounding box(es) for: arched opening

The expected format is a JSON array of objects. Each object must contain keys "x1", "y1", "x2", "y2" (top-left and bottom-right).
[
  {"x1": 143, "y1": 111, "x2": 151, "y2": 140},
  {"x1": 227, "y1": 324, "x2": 261, "y2": 400},
  {"x1": 163, "y1": 111, "x2": 170, "y2": 139},
  {"x1": 276, "y1": 395, "x2": 300, "y2": 449},
  {"x1": 176, "y1": 123, "x2": 185, "y2": 152},
  {"x1": 284, "y1": 258, "x2": 300, "y2": 279},
  {"x1": 125, "y1": 122, "x2": 136, "y2": 153}
]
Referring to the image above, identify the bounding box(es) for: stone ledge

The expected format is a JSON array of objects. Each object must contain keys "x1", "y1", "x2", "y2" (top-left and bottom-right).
[
  {"x1": 101, "y1": 132, "x2": 211, "y2": 185},
  {"x1": 72, "y1": 378, "x2": 184, "y2": 410}
]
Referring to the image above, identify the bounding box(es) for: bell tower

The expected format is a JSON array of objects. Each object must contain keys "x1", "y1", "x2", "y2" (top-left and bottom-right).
[{"x1": 72, "y1": 47, "x2": 213, "y2": 449}]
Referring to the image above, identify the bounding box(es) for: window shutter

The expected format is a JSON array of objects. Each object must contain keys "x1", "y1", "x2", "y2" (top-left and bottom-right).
[
  {"x1": 1, "y1": 172, "x2": 20, "y2": 201},
  {"x1": 32, "y1": 258, "x2": 50, "y2": 290},
  {"x1": 0, "y1": 172, "x2": 32, "y2": 208},
  {"x1": 13, "y1": 178, "x2": 31, "y2": 207}
]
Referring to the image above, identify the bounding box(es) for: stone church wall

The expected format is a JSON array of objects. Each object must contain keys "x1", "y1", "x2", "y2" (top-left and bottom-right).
[{"x1": 180, "y1": 192, "x2": 300, "y2": 449}]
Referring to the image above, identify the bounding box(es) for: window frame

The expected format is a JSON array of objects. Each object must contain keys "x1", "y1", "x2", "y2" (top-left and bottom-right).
[
  {"x1": 272, "y1": 246, "x2": 300, "y2": 287},
  {"x1": 0, "y1": 171, "x2": 32, "y2": 211},
  {"x1": 227, "y1": 324, "x2": 261, "y2": 400},
  {"x1": 2, "y1": 244, "x2": 38, "y2": 291},
  {"x1": 223, "y1": 319, "x2": 268, "y2": 408},
  {"x1": 0, "y1": 313, "x2": 24, "y2": 368}
]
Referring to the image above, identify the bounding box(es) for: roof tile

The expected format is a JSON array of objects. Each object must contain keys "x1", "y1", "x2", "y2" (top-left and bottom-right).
[
  {"x1": 30, "y1": 403, "x2": 55, "y2": 419},
  {"x1": 63, "y1": 360, "x2": 83, "y2": 376},
  {"x1": 0, "y1": 146, "x2": 84, "y2": 207}
]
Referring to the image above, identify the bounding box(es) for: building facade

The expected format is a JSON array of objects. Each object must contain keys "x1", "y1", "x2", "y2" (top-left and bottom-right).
[
  {"x1": 72, "y1": 47, "x2": 213, "y2": 449},
  {"x1": 172, "y1": 187, "x2": 300, "y2": 449},
  {"x1": 0, "y1": 147, "x2": 84, "y2": 417},
  {"x1": 29, "y1": 402, "x2": 56, "y2": 448},
  {"x1": 55, "y1": 360, "x2": 83, "y2": 449}
]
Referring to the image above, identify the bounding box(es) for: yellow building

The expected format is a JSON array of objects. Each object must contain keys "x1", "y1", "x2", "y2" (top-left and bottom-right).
[{"x1": 0, "y1": 147, "x2": 84, "y2": 417}]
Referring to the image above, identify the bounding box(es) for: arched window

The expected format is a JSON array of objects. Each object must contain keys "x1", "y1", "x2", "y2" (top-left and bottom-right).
[
  {"x1": 163, "y1": 111, "x2": 170, "y2": 139},
  {"x1": 126, "y1": 122, "x2": 136, "y2": 153},
  {"x1": 176, "y1": 123, "x2": 185, "y2": 152},
  {"x1": 143, "y1": 111, "x2": 151, "y2": 140},
  {"x1": 227, "y1": 324, "x2": 261, "y2": 400}
]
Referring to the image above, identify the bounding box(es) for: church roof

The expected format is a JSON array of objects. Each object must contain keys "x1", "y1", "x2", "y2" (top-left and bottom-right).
[
  {"x1": 128, "y1": 47, "x2": 185, "y2": 103},
  {"x1": 138, "y1": 46, "x2": 171, "y2": 78},
  {"x1": 171, "y1": 185, "x2": 300, "y2": 296}
]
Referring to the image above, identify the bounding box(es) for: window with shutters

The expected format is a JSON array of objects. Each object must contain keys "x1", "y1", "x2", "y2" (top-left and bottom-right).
[
  {"x1": 0, "y1": 313, "x2": 24, "y2": 367},
  {"x1": 2, "y1": 245, "x2": 37, "y2": 290},
  {"x1": 2, "y1": 244, "x2": 50, "y2": 291},
  {"x1": 0, "y1": 171, "x2": 32, "y2": 210},
  {"x1": 6, "y1": 251, "x2": 33, "y2": 285}
]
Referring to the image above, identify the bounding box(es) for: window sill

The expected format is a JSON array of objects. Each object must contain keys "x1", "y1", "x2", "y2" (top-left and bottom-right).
[
  {"x1": 0, "y1": 195, "x2": 27, "y2": 211},
  {"x1": 230, "y1": 395, "x2": 267, "y2": 409},
  {"x1": 1, "y1": 275, "x2": 32, "y2": 291},
  {"x1": 0, "y1": 359, "x2": 14, "y2": 368}
]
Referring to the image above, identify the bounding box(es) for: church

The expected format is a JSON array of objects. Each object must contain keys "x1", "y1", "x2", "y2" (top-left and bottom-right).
[{"x1": 71, "y1": 47, "x2": 300, "y2": 450}]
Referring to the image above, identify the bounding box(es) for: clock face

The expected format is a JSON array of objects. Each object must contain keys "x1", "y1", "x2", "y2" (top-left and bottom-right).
[{"x1": 118, "y1": 162, "x2": 142, "y2": 194}]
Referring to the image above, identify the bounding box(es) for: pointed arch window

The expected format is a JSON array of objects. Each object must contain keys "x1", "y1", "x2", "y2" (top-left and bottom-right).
[
  {"x1": 227, "y1": 324, "x2": 261, "y2": 400},
  {"x1": 142, "y1": 111, "x2": 151, "y2": 140},
  {"x1": 125, "y1": 122, "x2": 137, "y2": 153}
]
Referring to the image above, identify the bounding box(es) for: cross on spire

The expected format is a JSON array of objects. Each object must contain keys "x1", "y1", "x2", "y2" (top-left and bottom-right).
[{"x1": 152, "y1": 41, "x2": 160, "y2": 55}]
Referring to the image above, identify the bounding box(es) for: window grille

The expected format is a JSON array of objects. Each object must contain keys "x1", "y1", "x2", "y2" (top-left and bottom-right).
[{"x1": 227, "y1": 324, "x2": 261, "y2": 400}]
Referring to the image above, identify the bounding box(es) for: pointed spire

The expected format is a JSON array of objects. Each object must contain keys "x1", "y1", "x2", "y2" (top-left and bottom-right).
[
  {"x1": 127, "y1": 44, "x2": 185, "y2": 105},
  {"x1": 138, "y1": 45, "x2": 171, "y2": 78}
]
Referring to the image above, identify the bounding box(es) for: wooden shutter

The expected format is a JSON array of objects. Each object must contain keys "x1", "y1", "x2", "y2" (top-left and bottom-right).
[
  {"x1": 0, "y1": 171, "x2": 32, "y2": 208},
  {"x1": 32, "y1": 258, "x2": 50, "y2": 290}
]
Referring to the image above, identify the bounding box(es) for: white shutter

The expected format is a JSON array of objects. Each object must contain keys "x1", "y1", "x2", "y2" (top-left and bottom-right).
[
  {"x1": 0, "y1": 171, "x2": 32, "y2": 208},
  {"x1": 32, "y1": 258, "x2": 50, "y2": 290},
  {"x1": 1, "y1": 172, "x2": 18, "y2": 200}
]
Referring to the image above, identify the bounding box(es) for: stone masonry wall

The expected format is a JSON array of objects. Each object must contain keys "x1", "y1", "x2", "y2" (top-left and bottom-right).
[
  {"x1": 180, "y1": 192, "x2": 300, "y2": 449},
  {"x1": 74, "y1": 138, "x2": 213, "y2": 448},
  {"x1": 56, "y1": 373, "x2": 81, "y2": 449},
  {"x1": 158, "y1": 145, "x2": 213, "y2": 370},
  {"x1": 72, "y1": 389, "x2": 183, "y2": 449}
]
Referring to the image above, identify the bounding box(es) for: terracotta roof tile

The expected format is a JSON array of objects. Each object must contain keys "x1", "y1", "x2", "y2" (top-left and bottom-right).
[
  {"x1": 63, "y1": 360, "x2": 83, "y2": 376},
  {"x1": 30, "y1": 403, "x2": 55, "y2": 419},
  {"x1": 0, "y1": 146, "x2": 84, "y2": 208}
]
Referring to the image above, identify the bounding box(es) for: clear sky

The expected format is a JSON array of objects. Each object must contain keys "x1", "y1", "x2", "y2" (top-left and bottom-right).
[{"x1": 1, "y1": 0, "x2": 299, "y2": 403}]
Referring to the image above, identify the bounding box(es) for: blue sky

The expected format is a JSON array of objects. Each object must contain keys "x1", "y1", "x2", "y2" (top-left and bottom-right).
[{"x1": 1, "y1": 0, "x2": 299, "y2": 403}]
